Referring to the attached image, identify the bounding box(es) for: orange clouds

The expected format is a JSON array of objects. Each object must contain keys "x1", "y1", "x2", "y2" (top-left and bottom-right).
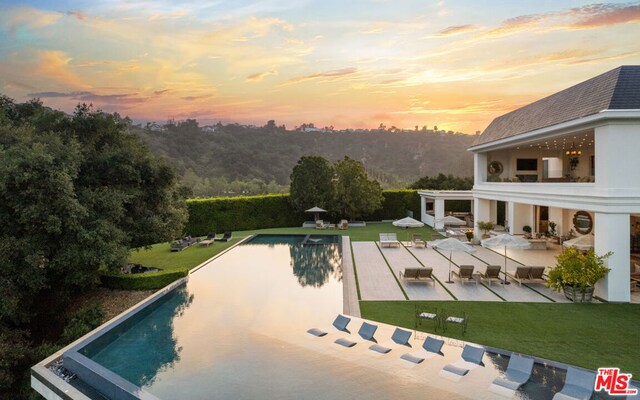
[
  {"x1": 436, "y1": 24, "x2": 481, "y2": 36},
  {"x1": 282, "y1": 67, "x2": 358, "y2": 85},
  {"x1": 36, "y1": 51, "x2": 85, "y2": 89}
]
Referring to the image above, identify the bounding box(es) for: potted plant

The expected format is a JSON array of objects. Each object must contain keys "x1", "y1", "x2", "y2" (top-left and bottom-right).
[
  {"x1": 477, "y1": 221, "x2": 494, "y2": 239},
  {"x1": 546, "y1": 247, "x2": 612, "y2": 303},
  {"x1": 522, "y1": 225, "x2": 532, "y2": 239},
  {"x1": 464, "y1": 230, "x2": 474, "y2": 242},
  {"x1": 547, "y1": 221, "x2": 557, "y2": 237}
]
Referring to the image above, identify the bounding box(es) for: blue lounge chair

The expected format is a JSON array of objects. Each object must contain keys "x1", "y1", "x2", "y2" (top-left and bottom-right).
[
  {"x1": 335, "y1": 322, "x2": 377, "y2": 348},
  {"x1": 400, "y1": 336, "x2": 444, "y2": 364},
  {"x1": 368, "y1": 327, "x2": 412, "y2": 354},
  {"x1": 307, "y1": 314, "x2": 351, "y2": 337},
  {"x1": 442, "y1": 345, "x2": 485, "y2": 376},
  {"x1": 552, "y1": 367, "x2": 597, "y2": 400},
  {"x1": 492, "y1": 354, "x2": 535, "y2": 391}
]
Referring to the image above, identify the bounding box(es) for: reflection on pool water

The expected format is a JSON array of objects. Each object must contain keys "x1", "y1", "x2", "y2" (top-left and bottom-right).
[{"x1": 76, "y1": 234, "x2": 616, "y2": 399}]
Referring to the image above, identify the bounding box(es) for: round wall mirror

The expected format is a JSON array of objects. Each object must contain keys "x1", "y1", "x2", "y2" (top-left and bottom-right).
[
  {"x1": 488, "y1": 161, "x2": 503, "y2": 175},
  {"x1": 572, "y1": 211, "x2": 593, "y2": 234}
]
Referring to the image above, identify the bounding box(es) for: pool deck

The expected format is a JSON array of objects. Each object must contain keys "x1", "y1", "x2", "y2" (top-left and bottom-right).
[{"x1": 351, "y1": 241, "x2": 573, "y2": 303}]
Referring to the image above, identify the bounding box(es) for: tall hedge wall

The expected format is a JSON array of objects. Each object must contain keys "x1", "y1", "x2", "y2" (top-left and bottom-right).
[
  {"x1": 185, "y1": 194, "x2": 305, "y2": 236},
  {"x1": 184, "y1": 191, "x2": 428, "y2": 236}
]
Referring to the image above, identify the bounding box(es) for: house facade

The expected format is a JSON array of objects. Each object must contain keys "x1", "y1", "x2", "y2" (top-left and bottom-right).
[{"x1": 420, "y1": 66, "x2": 640, "y2": 302}]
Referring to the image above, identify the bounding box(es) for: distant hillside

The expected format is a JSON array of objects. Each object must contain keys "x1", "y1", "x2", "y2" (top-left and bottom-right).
[{"x1": 131, "y1": 122, "x2": 475, "y2": 196}]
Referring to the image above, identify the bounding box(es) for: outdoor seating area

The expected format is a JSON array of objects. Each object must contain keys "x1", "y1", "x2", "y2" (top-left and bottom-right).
[
  {"x1": 379, "y1": 233, "x2": 401, "y2": 247},
  {"x1": 170, "y1": 236, "x2": 198, "y2": 252}
]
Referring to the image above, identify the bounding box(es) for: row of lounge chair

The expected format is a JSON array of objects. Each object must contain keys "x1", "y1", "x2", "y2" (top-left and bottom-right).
[
  {"x1": 379, "y1": 233, "x2": 429, "y2": 248},
  {"x1": 308, "y1": 315, "x2": 603, "y2": 399},
  {"x1": 315, "y1": 219, "x2": 349, "y2": 229},
  {"x1": 171, "y1": 232, "x2": 233, "y2": 251},
  {"x1": 398, "y1": 267, "x2": 435, "y2": 286},
  {"x1": 199, "y1": 231, "x2": 233, "y2": 246}
]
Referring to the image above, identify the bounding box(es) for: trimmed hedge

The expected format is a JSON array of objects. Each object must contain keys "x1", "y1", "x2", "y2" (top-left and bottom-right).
[
  {"x1": 100, "y1": 270, "x2": 188, "y2": 290},
  {"x1": 184, "y1": 190, "x2": 432, "y2": 236},
  {"x1": 185, "y1": 194, "x2": 304, "y2": 236}
]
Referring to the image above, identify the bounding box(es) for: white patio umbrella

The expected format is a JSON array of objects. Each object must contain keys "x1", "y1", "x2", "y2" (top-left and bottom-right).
[
  {"x1": 393, "y1": 216, "x2": 425, "y2": 244},
  {"x1": 436, "y1": 215, "x2": 467, "y2": 230},
  {"x1": 481, "y1": 234, "x2": 530, "y2": 285},
  {"x1": 429, "y1": 237, "x2": 476, "y2": 284},
  {"x1": 305, "y1": 206, "x2": 327, "y2": 222},
  {"x1": 562, "y1": 235, "x2": 594, "y2": 251}
]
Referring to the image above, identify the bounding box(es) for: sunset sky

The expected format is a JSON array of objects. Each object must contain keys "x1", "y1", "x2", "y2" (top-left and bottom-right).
[{"x1": 1, "y1": 1, "x2": 639, "y2": 133}]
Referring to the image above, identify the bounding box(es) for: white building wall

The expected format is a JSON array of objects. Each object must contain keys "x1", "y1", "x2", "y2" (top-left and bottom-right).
[
  {"x1": 548, "y1": 207, "x2": 564, "y2": 236},
  {"x1": 594, "y1": 212, "x2": 631, "y2": 302},
  {"x1": 474, "y1": 153, "x2": 487, "y2": 185},
  {"x1": 595, "y1": 124, "x2": 640, "y2": 191},
  {"x1": 512, "y1": 203, "x2": 534, "y2": 234},
  {"x1": 474, "y1": 198, "x2": 491, "y2": 237}
]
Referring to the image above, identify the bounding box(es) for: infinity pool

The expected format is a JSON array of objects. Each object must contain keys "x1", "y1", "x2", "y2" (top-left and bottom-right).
[
  {"x1": 81, "y1": 234, "x2": 346, "y2": 399},
  {"x1": 68, "y1": 235, "x2": 618, "y2": 400}
]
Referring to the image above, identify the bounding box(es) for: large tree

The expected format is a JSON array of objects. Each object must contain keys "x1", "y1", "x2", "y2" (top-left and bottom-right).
[
  {"x1": 0, "y1": 97, "x2": 187, "y2": 325},
  {"x1": 289, "y1": 155, "x2": 334, "y2": 212},
  {"x1": 333, "y1": 156, "x2": 383, "y2": 220}
]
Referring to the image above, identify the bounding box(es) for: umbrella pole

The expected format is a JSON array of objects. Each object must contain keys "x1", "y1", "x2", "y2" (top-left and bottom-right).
[
  {"x1": 501, "y1": 245, "x2": 511, "y2": 285},
  {"x1": 446, "y1": 250, "x2": 454, "y2": 284}
]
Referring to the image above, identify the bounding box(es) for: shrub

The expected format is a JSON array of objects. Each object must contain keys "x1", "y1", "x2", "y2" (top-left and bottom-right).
[
  {"x1": 100, "y1": 270, "x2": 188, "y2": 290},
  {"x1": 60, "y1": 303, "x2": 105, "y2": 344},
  {"x1": 547, "y1": 248, "x2": 611, "y2": 290}
]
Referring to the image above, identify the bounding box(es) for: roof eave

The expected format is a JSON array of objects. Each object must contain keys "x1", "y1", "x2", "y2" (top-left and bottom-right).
[{"x1": 467, "y1": 109, "x2": 640, "y2": 153}]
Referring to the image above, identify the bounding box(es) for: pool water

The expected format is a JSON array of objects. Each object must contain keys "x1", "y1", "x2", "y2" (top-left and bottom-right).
[
  {"x1": 83, "y1": 234, "x2": 347, "y2": 398},
  {"x1": 75, "y1": 235, "x2": 619, "y2": 400}
]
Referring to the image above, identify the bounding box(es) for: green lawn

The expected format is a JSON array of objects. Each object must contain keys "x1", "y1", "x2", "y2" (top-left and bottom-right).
[
  {"x1": 360, "y1": 300, "x2": 640, "y2": 377},
  {"x1": 129, "y1": 222, "x2": 442, "y2": 271}
]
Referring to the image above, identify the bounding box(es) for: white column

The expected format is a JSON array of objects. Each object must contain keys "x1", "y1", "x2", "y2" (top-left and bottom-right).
[
  {"x1": 506, "y1": 201, "x2": 515, "y2": 234},
  {"x1": 489, "y1": 201, "x2": 498, "y2": 223},
  {"x1": 595, "y1": 125, "x2": 640, "y2": 191},
  {"x1": 420, "y1": 195, "x2": 427, "y2": 223},
  {"x1": 548, "y1": 207, "x2": 563, "y2": 236},
  {"x1": 434, "y1": 198, "x2": 445, "y2": 230},
  {"x1": 594, "y1": 212, "x2": 630, "y2": 302},
  {"x1": 474, "y1": 198, "x2": 491, "y2": 238},
  {"x1": 474, "y1": 152, "x2": 487, "y2": 185}
]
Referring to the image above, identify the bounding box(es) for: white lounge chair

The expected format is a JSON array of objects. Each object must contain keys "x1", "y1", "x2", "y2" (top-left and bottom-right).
[
  {"x1": 379, "y1": 233, "x2": 401, "y2": 248},
  {"x1": 552, "y1": 367, "x2": 597, "y2": 400},
  {"x1": 492, "y1": 354, "x2": 535, "y2": 391}
]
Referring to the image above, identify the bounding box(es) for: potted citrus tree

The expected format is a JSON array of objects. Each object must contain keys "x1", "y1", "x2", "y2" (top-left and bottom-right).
[
  {"x1": 546, "y1": 247, "x2": 611, "y2": 303},
  {"x1": 477, "y1": 221, "x2": 494, "y2": 239}
]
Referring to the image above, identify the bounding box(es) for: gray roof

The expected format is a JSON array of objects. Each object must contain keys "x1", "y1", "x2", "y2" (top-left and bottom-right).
[{"x1": 473, "y1": 66, "x2": 640, "y2": 147}]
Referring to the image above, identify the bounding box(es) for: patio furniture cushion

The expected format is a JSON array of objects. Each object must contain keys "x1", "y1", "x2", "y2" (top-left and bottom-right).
[
  {"x1": 419, "y1": 312, "x2": 437, "y2": 320},
  {"x1": 368, "y1": 344, "x2": 392, "y2": 354},
  {"x1": 306, "y1": 328, "x2": 328, "y2": 337},
  {"x1": 423, "y1": 336, "x2": 444, "y2": 354},
  {"x1": 400, "y1": 353, "x2": 425, "y2": 364},
  {"x1": 334, "y1": 337, "x2": 357, "y2": 347},
  {"x1": 358, "y1": 322, "x2": 378, "y2": 341},
  {"x1": 391, "y1": 328, "x2": 412, "y2": 346},
  {"x1": 442, "y1": 364, "x2": 470, "y2": 376}
]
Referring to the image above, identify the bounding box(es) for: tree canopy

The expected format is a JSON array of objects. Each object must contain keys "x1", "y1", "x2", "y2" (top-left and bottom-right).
[
  {"x1": 0, "y1": 97, "x2": 187, "y2": 325},
  {"x1": 409, "y1": 173, "x2": 473, "y2": 190},
  {"x1": 289, "y1": 156, "x2": 334, "y2": 213},
  {"x1": 333, "y1": 156, "x2": 383, "y2": 220}
]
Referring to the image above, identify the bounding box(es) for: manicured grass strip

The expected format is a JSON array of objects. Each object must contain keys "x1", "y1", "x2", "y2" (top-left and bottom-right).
[
  {"x1": 403, "y1": 245, "x2": 457, "y2": 300},
  {"x1": 360, "y1": 300, "x2": 640, "y2": 377},
  {"x1": 350, "y1": 239, "x2": 362, "y2": 301},
  {"x1": 235, "y1": 222, "x2": 439, "y2": 242},
  {"x1": 129, "y1": 238, "x2": 241, "y2": 273},
  {"x1": 375, "y1": 243, "x2": 409, "y2": 300}
]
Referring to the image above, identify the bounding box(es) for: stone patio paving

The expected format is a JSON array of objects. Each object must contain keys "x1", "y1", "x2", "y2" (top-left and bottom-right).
[{"x1": 350, "y1": 241, "x2": 573, "y2": 303}]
